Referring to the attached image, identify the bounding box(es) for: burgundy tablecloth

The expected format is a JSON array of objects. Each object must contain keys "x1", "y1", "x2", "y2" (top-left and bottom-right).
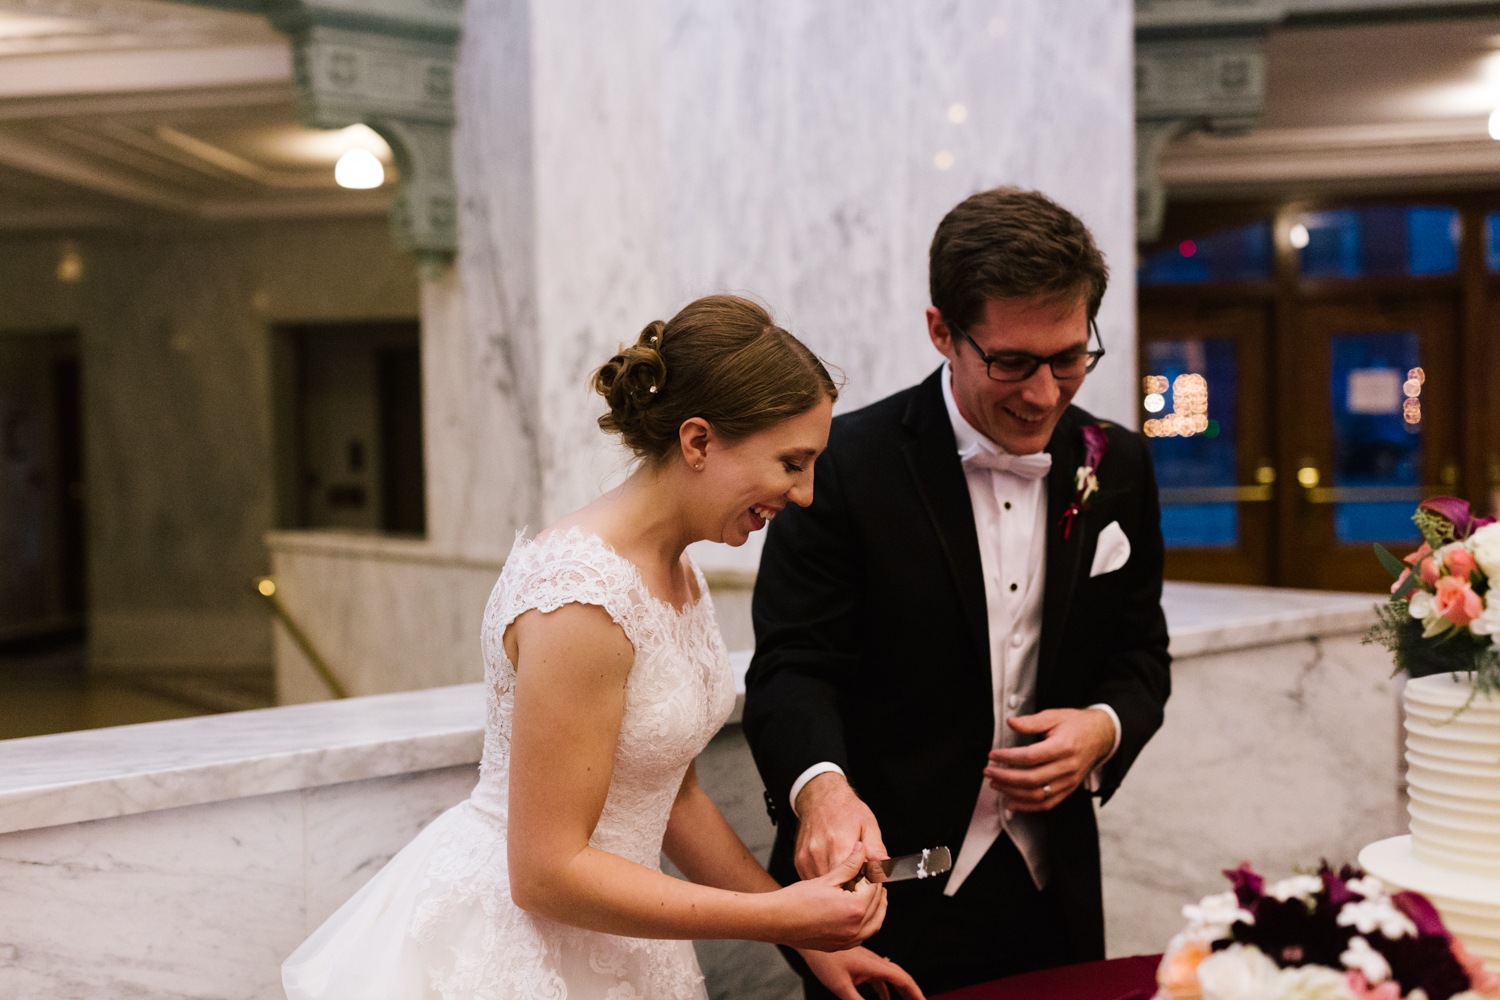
[{"x1": 933, "y1": 954, "x2": 1162, "y2": 1000}]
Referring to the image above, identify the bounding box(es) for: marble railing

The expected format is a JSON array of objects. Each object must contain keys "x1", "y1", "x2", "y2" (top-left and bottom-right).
[{"x1": 0, "y1": 582, "x2": 1397, "y2": 999}]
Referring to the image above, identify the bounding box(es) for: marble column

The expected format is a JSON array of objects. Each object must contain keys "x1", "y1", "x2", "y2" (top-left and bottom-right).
[
  {"x1": 433, "y1": 0, "x2": 1138, "y2": 568},
  {"x1": 274, "y1": 0, "x2": 1138, "y2": 698}
]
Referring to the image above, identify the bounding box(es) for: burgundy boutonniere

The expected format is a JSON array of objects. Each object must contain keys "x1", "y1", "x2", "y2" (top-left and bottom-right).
[{"x1": 1059, "y1": 423, "x2": 1109, "y2": 539}]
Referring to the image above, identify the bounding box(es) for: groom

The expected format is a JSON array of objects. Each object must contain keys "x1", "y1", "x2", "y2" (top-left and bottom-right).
[{"x1": 743, "y1": 188, "x2": 1171, "y2": 997}]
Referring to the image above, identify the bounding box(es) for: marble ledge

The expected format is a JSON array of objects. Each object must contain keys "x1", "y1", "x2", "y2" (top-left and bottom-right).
[
  {"x1": 266, "y1": 528, "x2": 508, "y2": 571},
  {"x1": 1161, "y1": 581, "x2": 1381, "y2": 659},
  {"x1": 0, "y1": 683, "x2": 485, "y2": 837}
]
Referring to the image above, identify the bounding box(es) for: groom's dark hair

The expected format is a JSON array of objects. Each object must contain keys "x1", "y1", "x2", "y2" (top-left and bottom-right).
[{"x1": 929, "y1": 188, "x2": 1108, "y2": 332}]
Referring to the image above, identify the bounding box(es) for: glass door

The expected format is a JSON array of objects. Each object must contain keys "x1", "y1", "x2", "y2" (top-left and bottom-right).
[
  {"x1": 1278, "y1": 298, "x2": 1460, "y2": 592},
  {"x1": 1138, "y1": 301, "x2": 1274, "y2": 584}
]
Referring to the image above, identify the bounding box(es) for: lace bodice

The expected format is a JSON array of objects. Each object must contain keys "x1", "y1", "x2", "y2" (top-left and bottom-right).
[{"x1": 472, "y1": 528, "x2": 736, "y2": 868}]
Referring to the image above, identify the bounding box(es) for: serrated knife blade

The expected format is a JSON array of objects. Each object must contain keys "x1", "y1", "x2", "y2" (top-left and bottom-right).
[{"x1": 841, "y1": 846, "x2": 951, "y2": 889}]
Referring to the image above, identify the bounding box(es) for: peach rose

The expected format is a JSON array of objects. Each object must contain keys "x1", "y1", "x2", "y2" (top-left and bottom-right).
[
  {"x1": 1402, "y1": 543, "x2": 1441, "y2": 586},
  {"x1": 1433, "y1": 575, "x2": 1483, "y2": 627},
  {"x1": 1158, "y1": 937, "x2": 1211, "y2": 999},
  {"x1": 1441, "y1": 543, "x2": 1478, "y2": 582}
]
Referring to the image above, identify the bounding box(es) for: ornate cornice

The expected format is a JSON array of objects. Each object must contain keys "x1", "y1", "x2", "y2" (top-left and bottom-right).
[{"x1": 176, "y1": 0, "x2": 460, "y2": 260}]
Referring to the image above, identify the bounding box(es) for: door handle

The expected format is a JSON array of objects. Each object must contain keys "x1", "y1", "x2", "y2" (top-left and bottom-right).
[
  {"x1": 1158, "y1": 486, "x2": 1274, "y2": 503},
  {"x1": 1301, "y1": 485, "x2": 1446, "y2": 504}
]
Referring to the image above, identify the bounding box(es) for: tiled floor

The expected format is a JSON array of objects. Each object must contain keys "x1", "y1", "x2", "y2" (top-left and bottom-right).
[{"x1": 0, "y1": 633, "x2": 274, "y2": 742}]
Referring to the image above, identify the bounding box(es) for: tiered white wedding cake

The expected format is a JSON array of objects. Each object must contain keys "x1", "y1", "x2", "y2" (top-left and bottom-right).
[{"x1": 1361, "y1": 673, "x2": 1500, "y2": 970}]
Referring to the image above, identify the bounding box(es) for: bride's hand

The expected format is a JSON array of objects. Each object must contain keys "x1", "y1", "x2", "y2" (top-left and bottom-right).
[
  {"x1": 799, "y1": 946, "x2": 926, "y2": 1000},
  {"x1": 770, "y1": 843, "x2": 887, "y2": 951}
]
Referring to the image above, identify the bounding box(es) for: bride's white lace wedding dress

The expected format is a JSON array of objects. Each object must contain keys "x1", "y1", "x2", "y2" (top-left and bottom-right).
[{"x1": 282, "y1": 528, "x2": 736, "y2": 1000}]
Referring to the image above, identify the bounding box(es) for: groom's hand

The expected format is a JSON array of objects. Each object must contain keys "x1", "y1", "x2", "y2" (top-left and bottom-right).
[
  {"x1": 983, "y1": 708, "x2": 1115, "y2": 813},
  {"x1": 793, "y1": 773, "x2": 889, "y2": 880}
]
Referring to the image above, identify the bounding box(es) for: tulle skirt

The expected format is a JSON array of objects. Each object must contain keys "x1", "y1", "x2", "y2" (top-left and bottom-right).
[{"x1": 282, "y1": 800, "x2": 707, "y2": 1000}]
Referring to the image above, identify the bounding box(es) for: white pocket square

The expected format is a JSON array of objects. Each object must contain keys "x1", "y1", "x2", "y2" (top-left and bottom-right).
[{"x1": 1089, "y1": 521, "x2": 1131, "y2": 577}]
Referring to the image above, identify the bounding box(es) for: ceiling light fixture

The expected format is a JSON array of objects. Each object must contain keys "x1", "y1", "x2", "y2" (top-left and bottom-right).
[
  {"x1": 335, "y1": 149, "x2": 384, "y2": 189},
  {"x1": 1288, "y1": 223, "x2": 1310, "y2": 249},
  {"x1": 1489, "y1": 108, "x2": 1500, "y2": 140}
]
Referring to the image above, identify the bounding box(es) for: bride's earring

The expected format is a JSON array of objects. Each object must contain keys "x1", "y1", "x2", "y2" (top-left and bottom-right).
[{"x1": 694, "y1": 462, "x2": 703, "y2": 470}]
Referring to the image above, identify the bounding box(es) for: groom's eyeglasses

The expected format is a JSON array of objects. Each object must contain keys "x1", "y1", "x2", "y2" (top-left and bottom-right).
[{"x1": 948, "y1": 317, "x2": 1106, "y2": 383}]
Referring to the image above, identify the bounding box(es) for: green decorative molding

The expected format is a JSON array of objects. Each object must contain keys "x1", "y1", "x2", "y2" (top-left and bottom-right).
[{"x1": 186, "y1": 0, "x2": 461, "y2": 260}]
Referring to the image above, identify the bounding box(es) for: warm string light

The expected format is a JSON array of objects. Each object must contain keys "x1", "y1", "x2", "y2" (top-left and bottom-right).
[
  {"x1": 1404, "y1": 366, "x2": 1425, "y2": 427},
  {"x1": 1143, "y1": 373, "x2": 1209, "y2": 438}
]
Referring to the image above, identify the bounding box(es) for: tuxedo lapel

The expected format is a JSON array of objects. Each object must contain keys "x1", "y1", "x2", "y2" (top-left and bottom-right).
[
  {"x1": 1039, "y1": 408, "x2": 1087, "y2": 693},
  {"x1": 900, "y1": 371, "x2": 989, "y2": 669}
]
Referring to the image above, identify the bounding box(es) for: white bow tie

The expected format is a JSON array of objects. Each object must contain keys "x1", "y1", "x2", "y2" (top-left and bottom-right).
[{"x1": 960, "y1": 447, "x2": 1053, "y2": 480}]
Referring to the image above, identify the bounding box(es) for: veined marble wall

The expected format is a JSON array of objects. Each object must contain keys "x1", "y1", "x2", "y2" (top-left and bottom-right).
[
  {"x1": 430, "y1": 0, "x2": 1136, "y2": 572},
  {"x1": 268, "y1": 1, "x2": 1135, "y2": 697},
  {"x1": 0, "y1": 220, "x2": 419, "y2": 672}
]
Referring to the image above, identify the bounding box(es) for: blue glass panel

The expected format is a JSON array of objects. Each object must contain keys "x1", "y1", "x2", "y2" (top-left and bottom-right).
[
  {"x1": 1486, "y1": 212, "x2": 1500, "y2": 272},
  {"x1": 1145, "y1": 338, "x2": 1239, "y2": 549},
  {"x1": 1330, "y1": 332, "x2": 1422, "y2": 544},
  {"x1": 1408, "y1": 208, "x2": 1459, "y2": 275},
  {"x1": 1160, "y1": 503, "x2": 1238, "y2": 548},
  {"x1": 1301, "y1": 209, "x2": 1362, "y2": 278},
  {"x1": 1138, "y1": 221, "x2": 1272, "y2": 286},
  {"x1": 1299, "y1": 206, "x2": 1458, "y2": 279}
]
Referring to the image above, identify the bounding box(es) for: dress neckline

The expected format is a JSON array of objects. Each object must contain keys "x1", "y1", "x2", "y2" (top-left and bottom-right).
[{"x1": 525, "y1": 525, "x2": 709, "y2": 618}]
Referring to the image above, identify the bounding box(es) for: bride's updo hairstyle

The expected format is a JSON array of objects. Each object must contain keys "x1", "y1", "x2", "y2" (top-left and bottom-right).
[{"x1": 593, "y1": 295, "x2": 838, "y2": 464}]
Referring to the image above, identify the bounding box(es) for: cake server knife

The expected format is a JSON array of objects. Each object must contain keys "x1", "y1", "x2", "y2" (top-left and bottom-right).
[{"x1": 841, "y1": 846, "x2": 951, "y2": 890}]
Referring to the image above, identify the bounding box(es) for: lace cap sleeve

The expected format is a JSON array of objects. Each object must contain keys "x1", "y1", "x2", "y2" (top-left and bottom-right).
[{"x1": 481, "y1": 529, "x2": 648, "y2": 674}]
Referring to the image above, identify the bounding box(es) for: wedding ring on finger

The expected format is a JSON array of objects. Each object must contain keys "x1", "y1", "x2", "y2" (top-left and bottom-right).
[{"x1": 1043, "y1": 784, "x2": 1052, "y2": 795}]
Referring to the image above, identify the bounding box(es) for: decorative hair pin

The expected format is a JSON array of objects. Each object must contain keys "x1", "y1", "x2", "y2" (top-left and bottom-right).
[{"x1": 649, "y1": 386, "x2": 658, "y2": 393}]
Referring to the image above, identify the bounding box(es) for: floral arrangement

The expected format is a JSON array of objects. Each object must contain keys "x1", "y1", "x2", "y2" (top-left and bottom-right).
[
  {"x1": 1060, "y1": 423, "x2": 1108, "y2": 539},
  {"x1": 1364, "y1": 497, "x2": 1500, "y2": 701},
  {"x1": 1156, "y1": 863, "x2": 1499, "y2": 1000}
]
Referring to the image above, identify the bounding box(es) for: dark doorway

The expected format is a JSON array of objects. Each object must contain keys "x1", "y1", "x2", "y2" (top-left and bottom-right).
[
  {"x1": 274, "y1": 321, "x2": 426, "y2": 535},
  {"x1": 0, "y1": 330, "x2": 84, "y2": 640}
]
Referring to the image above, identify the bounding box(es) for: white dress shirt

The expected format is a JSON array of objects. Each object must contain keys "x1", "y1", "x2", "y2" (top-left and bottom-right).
[{"x1": 787, "y1": 362, "x2": 1120, "y2": 895}]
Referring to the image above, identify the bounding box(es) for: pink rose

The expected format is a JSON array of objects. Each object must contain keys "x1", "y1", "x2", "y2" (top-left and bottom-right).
[
  {"x1": 1452, "y1": 937, "x2": 1500, "y2": 998},
  {"x1": 1433, "y1": 575, "x2": 1483, "y2": 627},
  {"x1": 1346, "y1": 972, "x2": 1401, "y2": 1000},
  {"x1": 1403, "y1": 543, "x2": 1441, "y2": 586},
  {"x1": 1444, "y1": 545, "x2": 1478, "y2": 581}
]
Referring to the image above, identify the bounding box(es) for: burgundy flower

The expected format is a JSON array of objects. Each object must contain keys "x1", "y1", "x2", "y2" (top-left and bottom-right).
[
  {"x1": 1081, "y1": 423, "x2": 1109, "y2": 469},
  {"x1": 1224, "y1": 863, "x2": 1265, "y2": 908},
  {"x1": 1392, "y1": 891, "x2": 1450, "y2": 940},
  {"x1": 1418, "y1": 497, "x2": 1496, "y2": 539}
]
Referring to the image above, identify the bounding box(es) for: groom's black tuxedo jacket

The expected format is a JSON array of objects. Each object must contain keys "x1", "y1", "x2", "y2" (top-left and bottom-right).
[{"x1": 743, "y1": 368, "x2": 1171, "y2": 960}]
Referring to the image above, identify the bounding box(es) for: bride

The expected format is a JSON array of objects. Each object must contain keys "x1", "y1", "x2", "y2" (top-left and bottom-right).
[{"x1": 282, "y1": 295, "x2": 923, "y2": 1000}]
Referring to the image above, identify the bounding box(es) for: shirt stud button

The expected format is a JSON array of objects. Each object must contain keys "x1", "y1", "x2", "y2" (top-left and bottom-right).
[
  {"x1": 1009, "y1": 694, "x2": 1021, "y2": 708},
  {"x1": 1004, "y1": 501, "x2": 1011, "y2": 510},
  {"x1": 1009, "y1": 582, "x2": 1018, "y2": 592},
  {"x1": 1011, "y1": 633, "x2": 1023, "y2": 648}
]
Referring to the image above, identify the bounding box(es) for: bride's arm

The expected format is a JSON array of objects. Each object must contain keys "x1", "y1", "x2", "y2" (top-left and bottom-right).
[
  {"x1": 661, "y1": 762, "x2": 776, "y2": 893},
  {"x1": 505, "y1": 602, "x2": 880, "y2": 948},
  {"x1": 661, "y1": 764, "x2": 925, "y2": 1000}
]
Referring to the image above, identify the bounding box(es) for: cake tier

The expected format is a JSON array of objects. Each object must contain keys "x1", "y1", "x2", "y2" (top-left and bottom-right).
[
  {"x1": 1404, "y1": 674, "x2": 1500, "y2": 877},
  {"x1": 1361, "y1": 835, "x2": 1500, "y2": 972}
]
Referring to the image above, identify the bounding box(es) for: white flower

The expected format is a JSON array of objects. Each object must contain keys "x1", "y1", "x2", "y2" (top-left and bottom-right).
[
  {"x1": 1197, "y1": 944, "x2": 1281, "y2": 1000},
  {"x1": 1075, "y1": 465, "x2": 1099, "y2": 504},
  {"x1": 1275, "y1": 964, "x2": 1358, "y2": 1000},
  {"x1": 1183, "y1": 890, "x2": 1255, "y2": 938},
  {"x1": 1337, "y1": 898, "x2": 1417, "y2": 939},
  {"x1": 1468, "y1": 522, "x2": 1500, "y2": 581},
  {"x1": 1345, "y1": 876, "x2": 1385, "y2": 899},
  {"x1": 1341, "y1": 935, "x2": 1392, "y2": 984},
  {"x1": 1468, "y1": 594, "x2": 1500, "y2": 637},
  {"x1": 1268, "y1": 875, "x2": 1324, "y2": 903},
  {"x1": 1408, "y1": 590, "x2": 1434, "y2": 620}
]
